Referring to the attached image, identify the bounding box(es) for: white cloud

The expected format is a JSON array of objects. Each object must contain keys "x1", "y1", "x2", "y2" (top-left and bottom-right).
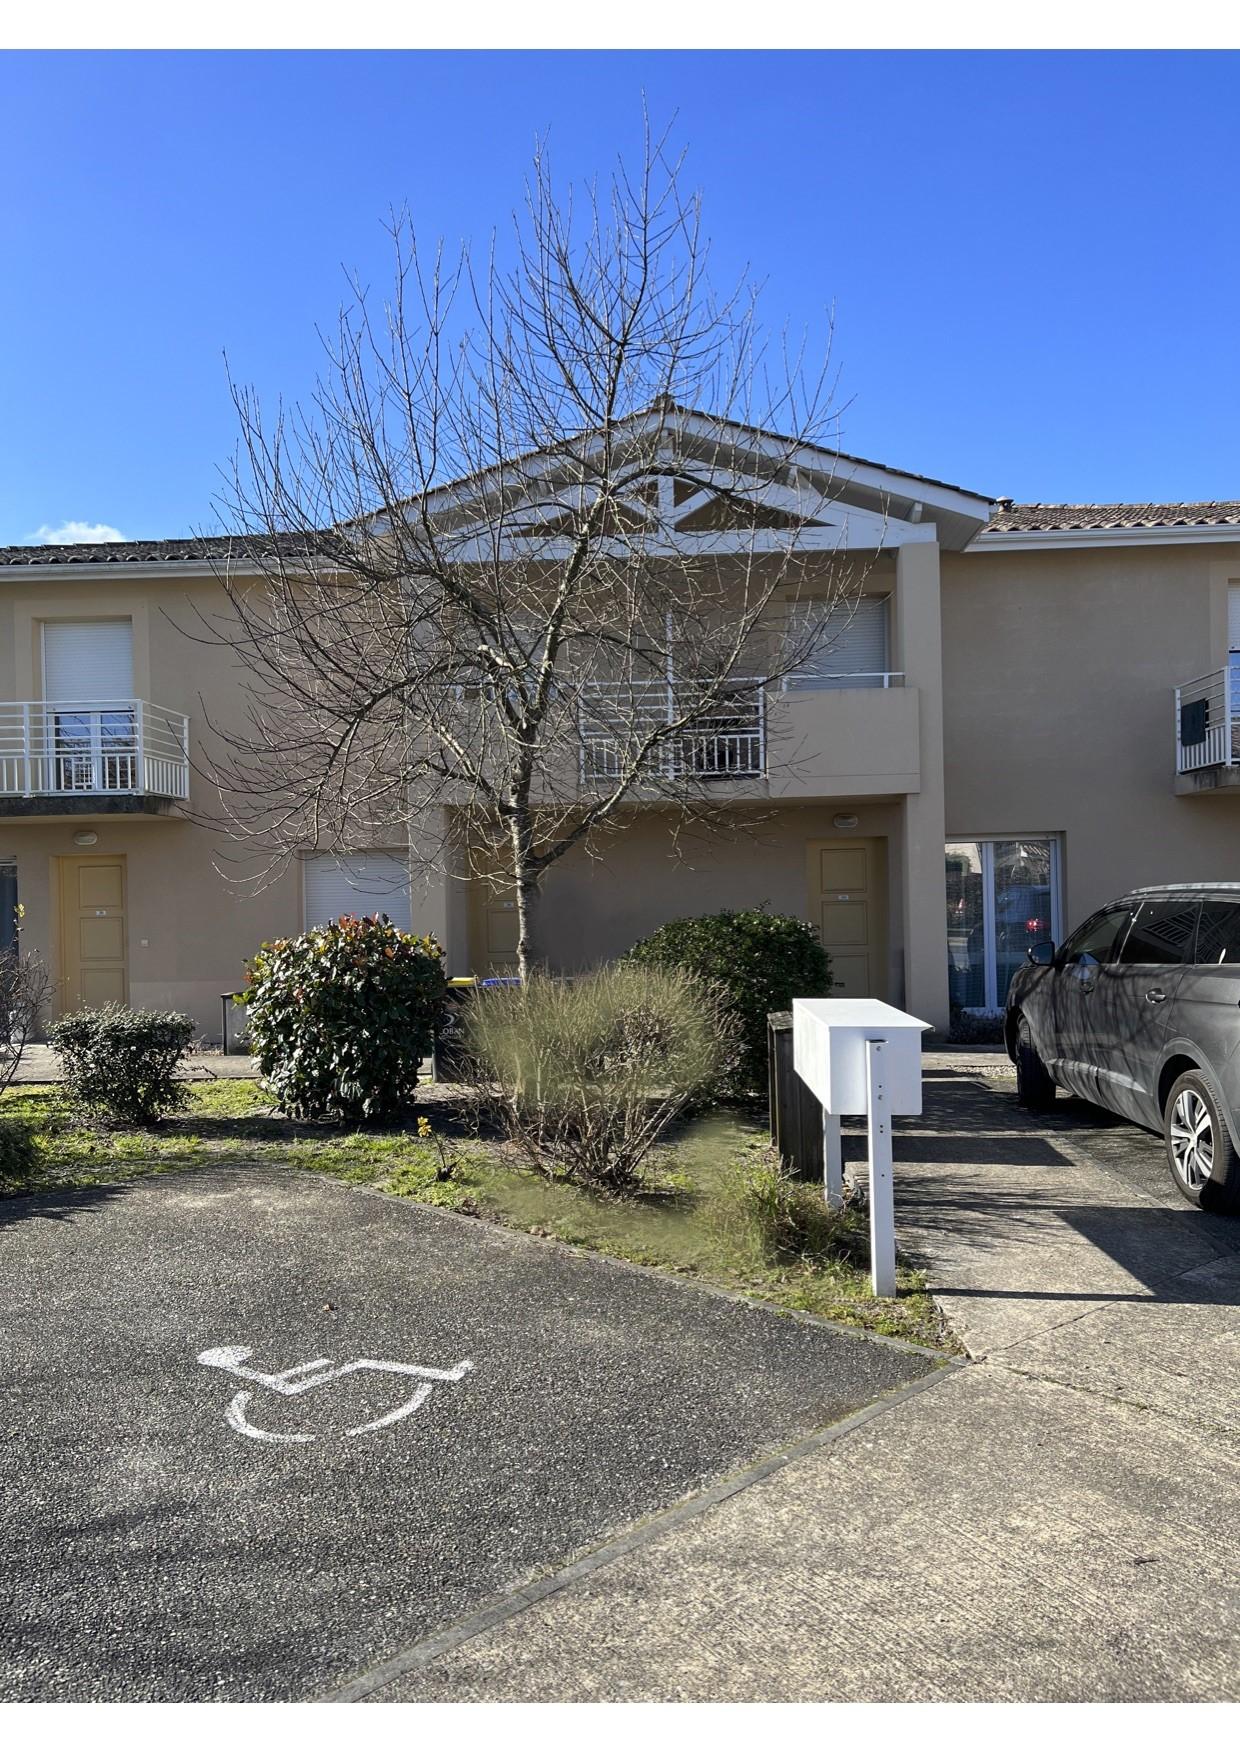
[{"x1": 30, "y1": 520, "x2": 127, "y2": 546}]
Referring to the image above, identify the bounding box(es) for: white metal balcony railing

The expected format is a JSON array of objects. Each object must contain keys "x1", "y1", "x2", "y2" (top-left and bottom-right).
[
  {"x1": 1175, "y1": 668, "x2": 1238, "y2": 774},
  {"x1": 0, "y1": 700, "x2": 190, "y2": 801},
  {"x1": 580, "y1": 678, "x2": 767, "y2": 782},
  {"x1": 780, "y1": 671, "x2": 905, "y2": 692}
]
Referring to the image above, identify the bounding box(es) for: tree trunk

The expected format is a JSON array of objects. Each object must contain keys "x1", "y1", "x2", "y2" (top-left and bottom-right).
[
  {"x1": 513, "y1": 875, "x2": 540, "y2": 983},
  {"x1": 509, "y1": 805, "x2": 540, "y2": 982}
]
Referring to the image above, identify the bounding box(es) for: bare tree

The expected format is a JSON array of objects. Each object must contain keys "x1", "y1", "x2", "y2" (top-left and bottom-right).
[{"x1": 197, "y1": 122, "x2": 869, "y2": 977}]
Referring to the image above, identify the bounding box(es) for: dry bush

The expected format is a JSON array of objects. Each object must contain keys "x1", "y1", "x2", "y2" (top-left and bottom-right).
[{"x1": 465, "y1": 964, "x2": 736, "y2": 1192}]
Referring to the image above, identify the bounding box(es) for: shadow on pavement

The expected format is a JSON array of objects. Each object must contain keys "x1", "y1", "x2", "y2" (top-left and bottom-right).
[
  {"x1": 0, "y1": 1180, "x2": 135, "y2": 1231},
  {"x1": 857, "y1": 1071, "x2": 1240, "y2": 1305}
]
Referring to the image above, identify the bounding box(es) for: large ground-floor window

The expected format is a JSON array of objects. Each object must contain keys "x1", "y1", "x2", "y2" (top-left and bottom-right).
[{"x1": 945, "y1": 838, "x2": 1061, "y2": 1013}]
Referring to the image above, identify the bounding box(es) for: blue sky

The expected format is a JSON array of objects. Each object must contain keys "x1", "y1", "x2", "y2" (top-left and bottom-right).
[{"x1": 1, "y1": 49, "x2": 1237, "y2": 545}]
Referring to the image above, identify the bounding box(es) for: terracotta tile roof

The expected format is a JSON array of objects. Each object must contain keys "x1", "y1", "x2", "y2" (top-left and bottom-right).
[
  {"x1": 0, "y1": 534, "x2": 303, "y2": 567},
  {"x1": 985, "y1": 501, "x2": 1240, "y2": 534},
  {"x1": 6, "y1": 498, "x2": 1238, "y2": 565},
  {"x1": 0, "y1": 536, "x2": 239, "y2": 566}
]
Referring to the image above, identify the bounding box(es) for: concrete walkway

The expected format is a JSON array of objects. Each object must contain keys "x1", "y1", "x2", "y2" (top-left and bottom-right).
[
  {"x1": 10, "y1": 1039, "x2": 1005, "y2": 1088},
  {"x1": 348, "y1": 1064, "x2": 1239, "y2": 1703},
  {"x1": 9, "y1": 1045, "x2": 258, "y2": 1082}
]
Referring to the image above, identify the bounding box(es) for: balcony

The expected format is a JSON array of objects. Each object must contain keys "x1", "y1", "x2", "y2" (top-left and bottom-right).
[
  {"x1": 0, "y1": 700, "x2": 190, "y2": 815},
  {"x1": 579, "y1": 678, "x2": 767, "y2": 783},
  {"x1": 1174, "y1": 668, "x2": 1240, "y2": 794},
  {"x1": 767, "y1": 673, "x2": 920, "y2": 799},
  {"x1": 576, "y1": 670, "x2": 921, "y2": 800}
]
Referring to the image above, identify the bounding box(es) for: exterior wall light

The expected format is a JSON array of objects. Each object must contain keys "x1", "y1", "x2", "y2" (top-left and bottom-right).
[
  {"x1": 72, "y1": 830, "x2": 99, "y2": 847},
  {"x1": 832, "y1": 813, "x2": 859, "y2": 831}
]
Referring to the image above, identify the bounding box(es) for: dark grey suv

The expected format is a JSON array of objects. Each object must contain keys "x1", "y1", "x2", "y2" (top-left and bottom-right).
[{"x1": 1004, "y1": 884, "x2": 1240, "y2": 1210}]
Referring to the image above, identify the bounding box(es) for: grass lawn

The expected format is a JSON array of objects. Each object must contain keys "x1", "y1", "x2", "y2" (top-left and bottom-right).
[{"x1": 1, "y1": 1078, "x2": 952, "y2": 1351}]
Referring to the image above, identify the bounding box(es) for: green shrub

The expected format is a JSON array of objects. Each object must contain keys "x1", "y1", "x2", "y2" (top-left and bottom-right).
[
  {"x1": 627, "y1": 908, "x2": 831, "y2": 1095},
  {"x1": 47, "y1": 1004, "x2": 195, "y2": 1125},
  {"x1": 0, "y1": 1116, "x2": 42, "y2": 1193},
  {"x1": 465, "y1": 964, "x2": 735, "y2": 1191},
  {"x1": 242, "y1": 914, "x2": 447, "y2": 1121}
]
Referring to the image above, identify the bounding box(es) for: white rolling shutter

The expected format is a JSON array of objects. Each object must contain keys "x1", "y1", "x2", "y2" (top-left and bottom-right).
[
  {"x1": 785, "y1": 595, "x2": 889, "y2": 689},
  {"x1": 302, "y1": 853, "x2": 413, "y2": 931},
  {"x1": 1228, "y1": 584, "x2": 1240, "y2": 652},
  {"x1": 43, "y1": 620, "x2": 134, "y2": 700}
]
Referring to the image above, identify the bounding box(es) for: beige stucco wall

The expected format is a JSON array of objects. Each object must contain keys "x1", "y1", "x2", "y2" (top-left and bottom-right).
[
  {"x1": 1, "y1": 550, "x2": 952, "y2": 1035},
  {"x1": 0, "y1": 568, "x2": 307, "y2": 1038},
  {"x1": 941, "y1": 540, "x2": 1240, "y2": 936},
  {"x1": 0, "y1": 817, "x2": 299, "y2": 1039},
  {"x1": 11, "y1": 525, "x2": 1240, "y2": 1046},
  {"x1": 492, "y1": 800, "x2": 911, "y2": 1004}
]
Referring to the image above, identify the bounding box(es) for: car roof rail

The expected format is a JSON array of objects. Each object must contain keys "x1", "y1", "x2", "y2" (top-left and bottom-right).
[{"x1": 1128, "y1": 882, "x2": 1240, "y2": 895}]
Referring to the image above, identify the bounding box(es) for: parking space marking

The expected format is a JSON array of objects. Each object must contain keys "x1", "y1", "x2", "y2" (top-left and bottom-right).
[{"x1": 197, "y1": 1344, "x2": 474, "y2": 1442}]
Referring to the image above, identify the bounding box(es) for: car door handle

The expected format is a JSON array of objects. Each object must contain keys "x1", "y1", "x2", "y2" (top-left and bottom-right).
[{"x1": 1145, "y1": 988, "x2": 1168, "y2": 1004}]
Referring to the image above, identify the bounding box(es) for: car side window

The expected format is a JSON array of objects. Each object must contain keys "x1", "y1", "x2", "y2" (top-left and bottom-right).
[
  {"x1": 1057, "y1": 907, "x2": 1131, "y2": 968},
  {"x1": 1193, "y1": 902, "x2": 1240, "y2": 964},
  {"x1": 1117, "y1": 899, "x2": 1200, "y2": 965}
]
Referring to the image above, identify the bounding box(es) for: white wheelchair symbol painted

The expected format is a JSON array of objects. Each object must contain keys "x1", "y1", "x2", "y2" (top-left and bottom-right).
[{"x1": 198, "y1": 1344, "x2": 474, "y2": 1443}]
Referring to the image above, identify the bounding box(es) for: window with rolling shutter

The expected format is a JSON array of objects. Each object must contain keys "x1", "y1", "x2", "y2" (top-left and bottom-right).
[
  {"x1": 783, "y1": 595, "x2": 890, "y2": 690},
  {"x1": 41, "y1": 621, "x2": 137, "y2": 791},
  {"x1": 42, "y1": 620, "x2": 134, "y2": 700},
  {"x1": 1228, "y1": 584, "x2": 1240, "y2": 653},
  {"x1": 302, "y1": 853, "x2": 413, "y2": 931}
]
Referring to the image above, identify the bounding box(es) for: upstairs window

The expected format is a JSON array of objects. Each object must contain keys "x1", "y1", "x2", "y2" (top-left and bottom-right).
[
  {"x1": 783, "y1": 596, "x2": 890, "y2": 690},
  {"x1": 41, "y1": 621, "x2": 137, "y2": 792},
  {"x1": 42, "y1": 619, "x2": 134, "y2": 700}
]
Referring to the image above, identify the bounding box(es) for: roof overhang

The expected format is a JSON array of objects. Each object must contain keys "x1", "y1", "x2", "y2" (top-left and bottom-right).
[
  {"x1": 972, "y1": 525, "x2": 1240, "y2": 553},
  {"x1": 0, "y1": 557, "x2": 276, "y2": 582}
]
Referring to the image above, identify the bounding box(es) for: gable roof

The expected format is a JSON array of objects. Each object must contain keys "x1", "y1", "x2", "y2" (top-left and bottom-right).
[{"x1": 0, "y1": 405, "x2": 998, "y2": 568}]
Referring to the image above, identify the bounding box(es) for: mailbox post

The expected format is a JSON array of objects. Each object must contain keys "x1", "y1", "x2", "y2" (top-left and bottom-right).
[{"x1": 791, "y1": 998, "x2": 929, "y2": 1297}]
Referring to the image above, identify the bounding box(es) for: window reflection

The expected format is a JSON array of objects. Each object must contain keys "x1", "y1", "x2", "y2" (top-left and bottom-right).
[{"x1": 946, "y1": 839, "x2": 1058, "y2": 1011}]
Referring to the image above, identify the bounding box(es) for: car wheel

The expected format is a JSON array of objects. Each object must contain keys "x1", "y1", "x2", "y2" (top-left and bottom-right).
[
  {"x1": 1014, "y1": 1015, "x2": 1056, "y2": 1110},
  {"x1": 1164, "y1": 1070, "x2": 1240, "y2": 1211}
]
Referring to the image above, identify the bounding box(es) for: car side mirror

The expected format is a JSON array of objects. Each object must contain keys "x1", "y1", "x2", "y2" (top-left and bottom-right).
[{"x1": 1027, "y1": 940, "x2": 1056, "y2": 966}]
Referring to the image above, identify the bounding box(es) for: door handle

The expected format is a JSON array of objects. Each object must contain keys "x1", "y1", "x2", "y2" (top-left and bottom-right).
[{"x1": 1145, "y1": 988, "x2": 1168, "y2": 1004}]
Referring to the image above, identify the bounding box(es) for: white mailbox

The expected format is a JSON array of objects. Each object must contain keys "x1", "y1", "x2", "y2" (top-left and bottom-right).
[
  {"x1": 792, "y1": 998, "x2": 929, "y2": 1117},
  {"x1": 791, "y1": 997, "x2": 930, "y2": 1298}
]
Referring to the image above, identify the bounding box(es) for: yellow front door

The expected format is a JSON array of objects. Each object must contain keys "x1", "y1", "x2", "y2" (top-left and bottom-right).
[
  {"x1": 59, "y1": 855, "x2": 128, "y2": 1011},
  {"x1": 468, "y1": 880, "x2": 521, "y2": 975},
  {"x1": 807, "y1": 839, "x2": 887, "y2": 1001}
]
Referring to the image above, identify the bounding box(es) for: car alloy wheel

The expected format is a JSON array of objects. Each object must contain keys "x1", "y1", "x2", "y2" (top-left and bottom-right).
[{"x1": 1169, "y1": 1087, "x2": 1213, "y2": 1192}]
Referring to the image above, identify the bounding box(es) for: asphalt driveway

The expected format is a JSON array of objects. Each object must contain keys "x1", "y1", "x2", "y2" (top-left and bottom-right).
[{"x1": 0, "y1": 1168, "x2": 937, "y2": 1702}]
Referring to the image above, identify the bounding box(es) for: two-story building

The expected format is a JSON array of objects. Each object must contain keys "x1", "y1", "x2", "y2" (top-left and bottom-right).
[{"x1": 2, "y1": 410, "x2": 1238, "y2": 1041}]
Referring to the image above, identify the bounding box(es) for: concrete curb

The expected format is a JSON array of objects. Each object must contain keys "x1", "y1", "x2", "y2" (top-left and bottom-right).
[{"x1": 325, "y1": 1360, "x2": 967, "y2": 1703}]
